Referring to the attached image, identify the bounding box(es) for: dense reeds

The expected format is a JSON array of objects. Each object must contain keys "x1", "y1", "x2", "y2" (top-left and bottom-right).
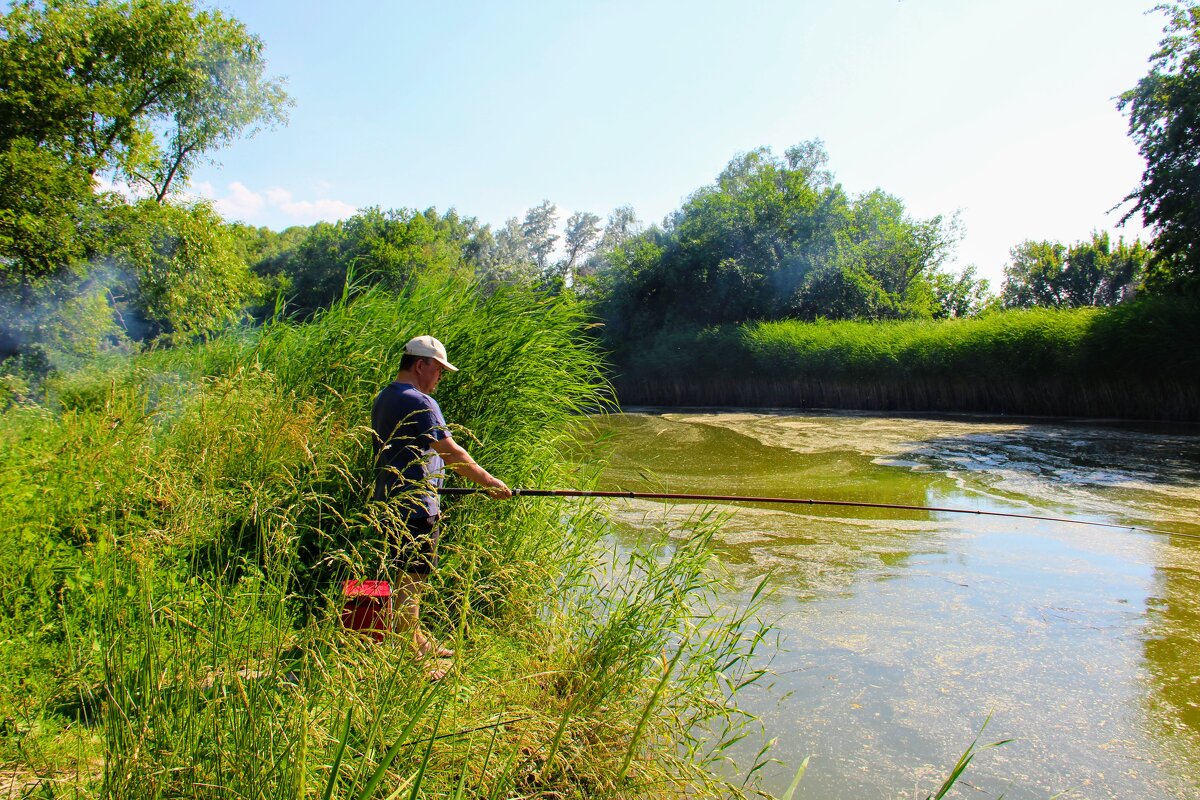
[
  {"x1": 0, "y1": 274, "x2": 775, "y2": 797},
  {"x1": 614, "y1": 298, "x2": 1200, "y2": 420}
]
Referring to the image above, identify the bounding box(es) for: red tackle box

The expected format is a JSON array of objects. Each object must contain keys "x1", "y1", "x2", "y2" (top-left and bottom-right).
[{"x1": 341, "y1": 580, "x2": 392, "y2": 641}]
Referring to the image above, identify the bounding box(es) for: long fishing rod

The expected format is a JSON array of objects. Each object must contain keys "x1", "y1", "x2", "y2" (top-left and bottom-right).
[{"x1": 439, "y1": 487, "x2": 1200, "y2": 542}]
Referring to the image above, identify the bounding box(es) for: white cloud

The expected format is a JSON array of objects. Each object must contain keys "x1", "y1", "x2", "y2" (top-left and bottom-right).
[
  {"x1": 191, "y1": 181, "x2": 356, "y2": 227},
  {"x1": 263, "y1": 187, "x2": 357, "y2": 223},
  {"x1": 214, "y1": 181, "x2": 267, "y2": 220}
]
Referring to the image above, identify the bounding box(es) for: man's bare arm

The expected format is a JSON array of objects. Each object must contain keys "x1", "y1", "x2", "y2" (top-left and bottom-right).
[{"x1": 431, "y1": 436, "x2": 512, "y2": 499}]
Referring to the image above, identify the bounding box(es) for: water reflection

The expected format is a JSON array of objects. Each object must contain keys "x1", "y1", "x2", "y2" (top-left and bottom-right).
[
  {"x1": 1143, "y1": 551, "x2": 1200, "y2": 786},
  {"x1": 587, "y1": 410, "x2": 1200, "y2": 799}
]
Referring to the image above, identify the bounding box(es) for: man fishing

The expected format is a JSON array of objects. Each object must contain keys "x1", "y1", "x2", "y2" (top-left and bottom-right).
[{"x1": 371, "y1": 335, "x2": 511, "y2": 676}]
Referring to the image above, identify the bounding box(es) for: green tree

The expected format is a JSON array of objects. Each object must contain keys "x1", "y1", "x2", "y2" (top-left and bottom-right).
[
  {"x1": 578, "y1": 205, "x2": 642, "y2": 290},
  {"x1": 1060, "y1": 233, "x2": 1149, "y2": 305},
  {"x1": 0, "y1": 0, "x2": 289, "y2": 286},
  {"x1": 845, "y1": 190, "x2": 954, "y2": 303},
  {"x1": 1119, "y1": 1, "x2": 1200, "y2": 295},
  {"x1": 0, "y1": 139, "x2": 98, "y2": 289},
  {"x1": 930, "y1": 265, "x2": 994, "y2": 318},
  {"x1": 0, "y1": 0, "x2": 289, "y2": 198},
  {"x1": 521, "y1": 200, "x2": 559, "y2": 276},
  {"x1": 598, "y1": 205, "x2": 640, "y2": 253},
  {"x1": 258, "y1": 207, "x2": 489, "y2": 315},
  {"x1": 108, "y1": 200, "x2": 262, "y2": 338},
  {"x1": 1001, "y1": 240, "x2": 1067, "y2": 308},
  {"x1": 595, "y1": 141, "x2": 954, "y2": 345},
  {"x1": 476, "y1": 216, "x2": 538, "y2": 288},
  {"x1": 38, "y1": 277, "x2": 129, "y2": 361},
  {"x1": 559, "y1": 211, "x2": 601, "y2": 286},
  {"x1": 1001, "y1": 233, "x2": 1149, "y2": 309}
]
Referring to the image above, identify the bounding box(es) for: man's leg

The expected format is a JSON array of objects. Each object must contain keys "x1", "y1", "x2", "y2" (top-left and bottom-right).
[
  {"x1": 391, "y1": 571, "x2": 453, "y2": 659},
  {"x1": 391, "y1": 571, "x2": 424, "y2": 646}
]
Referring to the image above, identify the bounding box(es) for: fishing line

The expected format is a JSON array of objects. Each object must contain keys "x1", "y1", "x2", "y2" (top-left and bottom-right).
[{"x1": 439, "y1": 487, "x2": 1200, "y2": 543}]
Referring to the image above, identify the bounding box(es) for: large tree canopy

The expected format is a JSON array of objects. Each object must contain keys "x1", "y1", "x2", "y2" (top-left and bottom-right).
[
  {"x1": 0, "y1": 138, "x2": 98, "y2": 287},
  {"x1": 594, "y1": 141, "x2": 958, "y2": 347},
  {"x1": 259, "y1": 206, "x2": 489, "y2": 315},
  {"x1": 0, "y1": 0, "x2": 290, "y2": 284},
  {"x1": 1000, "y1": 232, "x2": 1149, "y2": 309},
  {"x1": 1119, "y1": 1, "x2": 1200, "y2": 295},
  {"x1": 0, "y1": 0, "x2": 289, "y2": 364},
  {"x1": 108, "y1": 200, "x2": 262, "y2": 338}
]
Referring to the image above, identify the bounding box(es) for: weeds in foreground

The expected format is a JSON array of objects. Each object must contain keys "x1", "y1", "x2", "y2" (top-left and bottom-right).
[
  {"x1": 0, "y1": 274, "x2": 776, "y2": 798},
  {"x1": 924, "y1": 715, "x2": 1013, "y2": 800}
]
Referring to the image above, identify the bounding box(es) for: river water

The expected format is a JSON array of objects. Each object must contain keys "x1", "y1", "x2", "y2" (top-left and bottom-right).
[{"x1": 588, "y1": 410, "x2": 1200, "y2": 799}]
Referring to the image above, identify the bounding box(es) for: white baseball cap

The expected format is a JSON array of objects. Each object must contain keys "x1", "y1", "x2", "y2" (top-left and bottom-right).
[{"x1": 403, "y1": 335, "x2": 458, "y2": 371}]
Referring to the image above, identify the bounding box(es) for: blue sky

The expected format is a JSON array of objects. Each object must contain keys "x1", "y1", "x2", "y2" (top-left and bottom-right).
[{"x1": 193, "y1": 1, "x2": 1166, "y2": 285}]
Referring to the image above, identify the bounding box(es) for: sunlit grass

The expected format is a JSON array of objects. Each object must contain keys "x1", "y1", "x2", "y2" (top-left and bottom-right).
[
  {"x1": 614, "y1": 297, "x2": 1200, "y2": 418},
  {"x1": 0, "y1": 273, "x2": 775, "y2": 797}
]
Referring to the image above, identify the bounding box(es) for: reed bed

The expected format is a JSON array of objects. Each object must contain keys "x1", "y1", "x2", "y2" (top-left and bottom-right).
[
  {"x1": 0, "y1": 274, "x2": 775, "y2": 798},
  {"x1": 614, "y1": 298, "x2": 1200, "y2": 420}
]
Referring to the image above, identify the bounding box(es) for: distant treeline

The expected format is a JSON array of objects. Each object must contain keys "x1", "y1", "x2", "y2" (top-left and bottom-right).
[
  {"x1": 613, "y1": 298, "x2": 1200, "y2": 421},
  {"x1": 6, "y1": 0, "x2": 1200, "y2": 425},
  {"x1": 585, "y1": 141, "x2": 1195, "y2": 419}
]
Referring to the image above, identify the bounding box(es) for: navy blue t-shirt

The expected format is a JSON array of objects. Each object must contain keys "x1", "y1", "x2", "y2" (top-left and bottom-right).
[{"x1": 371, "y1": 382, "x2": 449, "y2": 517}]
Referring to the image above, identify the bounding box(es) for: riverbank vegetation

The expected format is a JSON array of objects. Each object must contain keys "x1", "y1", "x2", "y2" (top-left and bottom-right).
[
  {"x1": 583, "y1": 140, "x2": 1196, "y2": 417},
  {"x1": 0, "y1": 272, "x2": 775, "y2": 797},
  {"x1": 612, "y1": 297, "x2": 1200, "y2": 419}
]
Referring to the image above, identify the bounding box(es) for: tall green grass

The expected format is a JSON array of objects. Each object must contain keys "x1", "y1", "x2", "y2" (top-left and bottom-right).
[
  {"x1": 614, "y1": 298, "x2": 1200, "y2": 419},
  {"x1": 0, "y1": 274, "x2": 775, "y2": 797}
]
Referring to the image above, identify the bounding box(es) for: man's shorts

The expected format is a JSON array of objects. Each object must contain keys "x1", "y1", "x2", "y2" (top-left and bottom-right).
[{"x1": 391, "y1": 514, "x2": 440, "y2": 576}]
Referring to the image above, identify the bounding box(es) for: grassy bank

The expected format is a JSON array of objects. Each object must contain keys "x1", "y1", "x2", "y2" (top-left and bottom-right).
[
  {"x1": 0, "y1": 275, "x2": 773, "y2": 798},
  {"x1": 613, "y1": 299, "x2": 1200, "y2": 420}
]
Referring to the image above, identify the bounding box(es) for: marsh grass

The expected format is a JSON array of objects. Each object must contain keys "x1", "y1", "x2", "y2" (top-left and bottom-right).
[
  {"x1": 615, "y1": 298, "x2": 1200, "y2": 419},
  {"x1": 0, "y1": 274, "x2": 777, "y2": 798}
]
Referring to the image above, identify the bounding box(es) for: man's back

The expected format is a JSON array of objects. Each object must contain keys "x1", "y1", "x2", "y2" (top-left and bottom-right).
[{"x1": 371, "y1": 381, "x2": 448, "y2": 515}]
